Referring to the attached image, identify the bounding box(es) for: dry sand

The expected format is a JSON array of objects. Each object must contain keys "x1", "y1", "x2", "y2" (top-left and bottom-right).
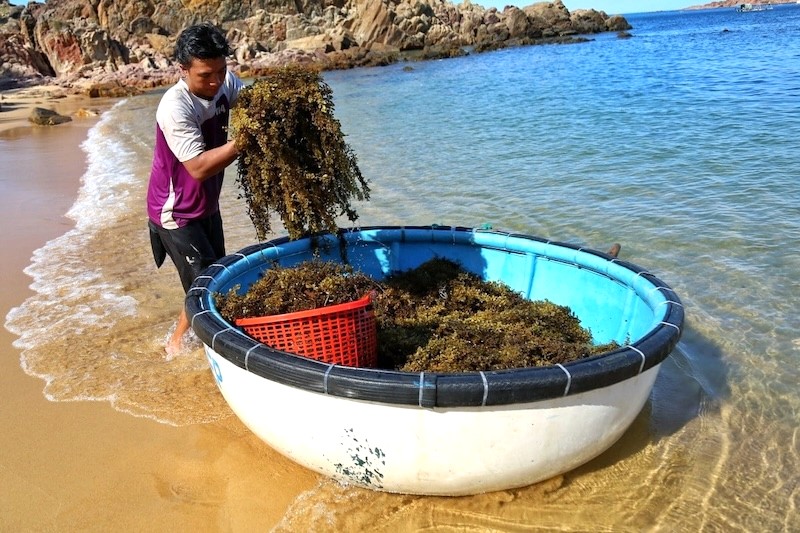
[{"x1": 0, "y1": 90, "x2": 317, "y2": 531}]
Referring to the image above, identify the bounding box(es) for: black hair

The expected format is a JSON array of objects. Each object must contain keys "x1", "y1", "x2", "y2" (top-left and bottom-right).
[{"x1": 174, "y1": 22, "x2": 231, "y2": 67}]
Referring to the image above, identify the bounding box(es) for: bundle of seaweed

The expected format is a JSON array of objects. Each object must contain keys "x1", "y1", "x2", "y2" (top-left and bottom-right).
[
  {"x1": 230, "y1": 65, "x2": 370, "y2": 240},
  {"x1": 215, "y1": 258, "x2": 618, "y2": 372}
]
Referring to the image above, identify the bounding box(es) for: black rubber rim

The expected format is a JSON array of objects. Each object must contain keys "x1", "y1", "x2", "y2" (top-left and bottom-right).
[{"x1": 186, "y1": 226, "x2": 684, "y2": 407}]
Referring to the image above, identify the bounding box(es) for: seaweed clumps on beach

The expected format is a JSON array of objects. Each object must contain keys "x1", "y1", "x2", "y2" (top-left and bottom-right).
[
  {"x1": 215, "y1": 258, "x2": 618, "y2": 372},
  {"x1": 230, "y1": 65, "x2": 370, "y2": 240}
]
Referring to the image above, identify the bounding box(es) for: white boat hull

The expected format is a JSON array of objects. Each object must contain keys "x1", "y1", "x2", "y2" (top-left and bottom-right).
[{"x1": 205, "y1": 347, "x2": 659, "y2": 495}]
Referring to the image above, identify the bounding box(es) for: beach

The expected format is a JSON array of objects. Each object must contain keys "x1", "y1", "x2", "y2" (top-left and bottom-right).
[
  {"x1": 2, "y1": 6, "x2": 800, "y2": 529},
  {"x1": 0, "y1": 93, "x2": 318, "y2": 531}
]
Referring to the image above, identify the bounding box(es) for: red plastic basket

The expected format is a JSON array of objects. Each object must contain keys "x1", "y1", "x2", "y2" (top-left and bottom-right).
[{"x1": 235, "y1": 293, "x2": 377, "y2": 368}]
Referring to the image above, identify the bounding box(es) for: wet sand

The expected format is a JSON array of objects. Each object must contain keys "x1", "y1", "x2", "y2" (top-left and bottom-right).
[{"x1": 0, "y1": 93, "x2": 317, "y2": 530}]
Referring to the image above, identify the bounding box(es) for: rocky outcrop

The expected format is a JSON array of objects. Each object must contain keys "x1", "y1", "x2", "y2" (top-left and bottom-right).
[{"x1": 0, "y1": 0, "x2": 631, "y2": 94}]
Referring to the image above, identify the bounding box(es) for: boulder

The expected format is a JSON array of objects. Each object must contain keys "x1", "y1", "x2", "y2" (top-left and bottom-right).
[
  {"x1": 0, "y1": 30, "x2": 53, "y2": 88},
  {"x1": 504, "y1": 7, "x2": 531, "y2": 39},
  {"x1": 606, "y1": 15, "x2": 632, "y2": 32},
  {"x1": 570, "y1": 9, "x2": 607, "y2": 34},
  {"x1": 424, "y1": 22, "x2": 460, "y2": 47},
  {"x1": 524, "y1": 0, "x2": 573, "y2": 37},
  {"x1": 346, "y1": 0, "x2": 394, "y2": 46},
  {"x1": 28, "y1": 107, "x2": 72, "y2": 126}
]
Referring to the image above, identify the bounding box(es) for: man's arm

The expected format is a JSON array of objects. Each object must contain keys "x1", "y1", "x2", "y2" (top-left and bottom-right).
[{"x1": 182, "y1": 139, "x2": 239, "y2": 181}]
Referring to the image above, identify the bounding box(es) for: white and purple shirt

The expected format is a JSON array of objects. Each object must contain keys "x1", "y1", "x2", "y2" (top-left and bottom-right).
[{"x1": 147, "y1": 71, "x2": 244, "y2": 229}]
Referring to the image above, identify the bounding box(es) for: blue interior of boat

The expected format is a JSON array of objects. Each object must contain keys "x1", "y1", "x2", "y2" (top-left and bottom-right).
[{"x1": 212, "y1": 226, "x2": 664, "y2": 346}]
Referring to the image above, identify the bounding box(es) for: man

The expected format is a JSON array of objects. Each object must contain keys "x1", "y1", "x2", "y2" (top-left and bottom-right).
[{"x1": 147, "y1": 22, "x2": 244, "y2": 355}]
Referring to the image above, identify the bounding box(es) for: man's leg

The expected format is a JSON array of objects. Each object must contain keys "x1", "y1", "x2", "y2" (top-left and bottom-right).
[
  {"x1": 166, "y1": 308, "x2": 191, "y2": 356},
  {"x1": 152, "y1": 214, "x2": 224, "y2": 355}
]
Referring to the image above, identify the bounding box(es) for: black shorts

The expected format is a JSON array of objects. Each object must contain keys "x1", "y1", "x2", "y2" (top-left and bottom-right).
[{"x1": 148, "y1": 212, "x2": 226, "y2": 293}]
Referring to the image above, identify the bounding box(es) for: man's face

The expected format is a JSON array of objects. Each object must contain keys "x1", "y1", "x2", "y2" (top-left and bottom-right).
[{"x1": 181, "y1": 56, "x2": 228, "y2": 100}]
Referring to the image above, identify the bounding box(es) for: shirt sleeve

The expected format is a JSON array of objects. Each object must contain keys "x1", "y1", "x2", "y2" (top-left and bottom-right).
[
  {"x1": 226, "y1": 70, "x2": 245, "y2": 106},
  {"x1": 156, "y1": 86, "x2": 206, "y2": 163}
]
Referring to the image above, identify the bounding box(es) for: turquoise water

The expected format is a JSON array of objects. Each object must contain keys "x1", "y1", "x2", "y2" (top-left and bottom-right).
[{"x1": 5, "y1": 5, "x2": 799, "y2": 530}]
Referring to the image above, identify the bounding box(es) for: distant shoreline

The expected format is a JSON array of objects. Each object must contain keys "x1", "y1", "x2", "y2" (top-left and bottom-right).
[{"x1": 685, "y1": 0, "x2": 795, "y2": 10}]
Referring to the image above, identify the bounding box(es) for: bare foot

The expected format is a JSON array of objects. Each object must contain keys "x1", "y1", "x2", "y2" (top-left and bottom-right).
[
  {"x1": 607, "y1": 243, "x2": 621, "y2": 258},
  {"x1": 165, "y1": 338, "x2": 183, "y2": 359}
]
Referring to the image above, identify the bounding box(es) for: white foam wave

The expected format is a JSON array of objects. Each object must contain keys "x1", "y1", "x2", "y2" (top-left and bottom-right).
[
  {"x1": 5, "y1": 102, "x2": 139, "y2": 371},
  {"x1": 7, "y1": 228, "x2": 137, "y2": 342},
  {"x1": 68, "y1": 99, "x2": 140, "y2": 232}
]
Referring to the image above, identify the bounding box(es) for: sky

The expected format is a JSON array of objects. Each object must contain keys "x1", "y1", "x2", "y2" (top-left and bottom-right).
[{"x1": 6, "y1": 0, "x2": 693, "y2": 16}]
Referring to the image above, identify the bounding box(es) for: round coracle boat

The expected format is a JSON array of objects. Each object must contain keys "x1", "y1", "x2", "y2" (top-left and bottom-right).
[{"x1": 186, "y1": 225, "x2": 684, "y2": 496}]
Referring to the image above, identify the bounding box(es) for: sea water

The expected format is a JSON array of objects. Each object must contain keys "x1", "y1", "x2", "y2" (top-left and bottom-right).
[{"x1": 5, "y1": 5, "x2": 799, "y2": 530}]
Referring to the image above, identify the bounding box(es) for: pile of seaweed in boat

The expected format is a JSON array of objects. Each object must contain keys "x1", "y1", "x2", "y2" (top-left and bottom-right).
[
  {"x1": 215, "y1": 260, "x2": 381, "y2": 318},
  {"x1": 215, "y1": 258, "x2": 619, "y2": 372},
  {"x1": 230, "y1": 65, "x2": 369, "y2": 241}
]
